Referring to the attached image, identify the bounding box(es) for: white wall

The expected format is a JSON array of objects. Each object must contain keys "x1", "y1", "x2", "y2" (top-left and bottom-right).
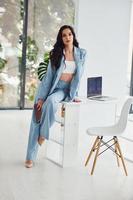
[{"x1": 76, "y1": 0, "x2": 132, "y2": 98}]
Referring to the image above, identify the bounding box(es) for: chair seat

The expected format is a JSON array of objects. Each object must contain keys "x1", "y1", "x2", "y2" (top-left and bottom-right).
[{"x1": 87, "y1": 125, "x2": 123, "y2": 136}]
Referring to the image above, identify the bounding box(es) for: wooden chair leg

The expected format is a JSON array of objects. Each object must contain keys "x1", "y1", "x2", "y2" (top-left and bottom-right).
[
  {"x1": 85, "y1": 136, "x2": 99, "y2": 167},
  {"x1": 116, "y1": 137, "x2": 128, "y2": 176},
  {"x1": 113, "y1": 137, "x2": 120, "y2": 167},
  {"x1": 91, "y1": 137, "x2": 102, "y2": 175}
]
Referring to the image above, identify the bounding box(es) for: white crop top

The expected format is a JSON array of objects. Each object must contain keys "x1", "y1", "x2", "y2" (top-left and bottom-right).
[{"x1": 63, "y1": 60, "x2": 76, "y2": 74}]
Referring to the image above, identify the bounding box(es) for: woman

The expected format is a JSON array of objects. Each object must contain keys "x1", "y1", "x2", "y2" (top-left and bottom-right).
[{"x1": 25, "y1": 25, "x2": 86, "y2": 168}]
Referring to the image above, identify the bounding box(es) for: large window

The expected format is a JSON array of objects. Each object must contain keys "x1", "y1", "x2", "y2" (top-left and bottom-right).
[
  {"x1": 0, "y1": 1, "x2": 23, "y2": 108},
  {"x1": 0, "y1": 0, "x2": 75, "y2": 109}
]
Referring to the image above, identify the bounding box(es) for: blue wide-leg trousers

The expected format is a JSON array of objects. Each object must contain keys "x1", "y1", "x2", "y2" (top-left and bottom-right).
[{"x1": 26, "y1": 80, "x2": 70, "y2": 161}]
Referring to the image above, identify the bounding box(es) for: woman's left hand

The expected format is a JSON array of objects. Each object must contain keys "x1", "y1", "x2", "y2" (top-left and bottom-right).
[{"x1": 37, "y1": 99, "x2": 44, "y2": 110}]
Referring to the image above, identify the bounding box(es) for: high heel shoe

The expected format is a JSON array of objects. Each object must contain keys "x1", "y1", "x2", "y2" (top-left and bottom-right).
[
  {"x1": 25, "y1": 160, "x2": 33, "y2": 168},
  {"x1": 38, "y1": 136, "x2": 45, "y2": 146}
]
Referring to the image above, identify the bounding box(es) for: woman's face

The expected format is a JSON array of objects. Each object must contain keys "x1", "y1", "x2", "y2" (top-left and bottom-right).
[{"x1": 62, "y1": 28, "x2": 74, "y2": 46}]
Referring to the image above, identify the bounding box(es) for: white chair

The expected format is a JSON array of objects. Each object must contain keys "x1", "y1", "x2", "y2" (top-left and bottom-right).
[{"x1": 85, "y1": 98, "x2": 133, "y2": 175}]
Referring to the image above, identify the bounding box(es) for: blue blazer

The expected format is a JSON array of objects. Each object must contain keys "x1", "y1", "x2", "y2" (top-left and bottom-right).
[{"x1": 35, "y1": 47, "x2": 86, "y2": 102}]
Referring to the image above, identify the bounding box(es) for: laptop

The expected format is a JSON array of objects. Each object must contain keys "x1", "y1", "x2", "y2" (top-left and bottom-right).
[
  {"x1": 87, "y1": 76, "x2": 110, "y2": 101},
  {"x1": 87, "y1": 76, "x2": 102, "y2": 97}
]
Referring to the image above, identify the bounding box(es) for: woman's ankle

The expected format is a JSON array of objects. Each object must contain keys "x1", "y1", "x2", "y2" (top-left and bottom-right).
[
  {"x1": 25, "y1": 160, "x2": 33, "y2": 168},
  {"x1": 38, "y1": 136, "x2": 45, "y2": 146}
]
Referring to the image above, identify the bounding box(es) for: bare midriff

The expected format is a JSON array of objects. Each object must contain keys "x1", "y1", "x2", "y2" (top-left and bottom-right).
[{"x1": 59, "y1": 73, "x2": 74, "y2": 82}]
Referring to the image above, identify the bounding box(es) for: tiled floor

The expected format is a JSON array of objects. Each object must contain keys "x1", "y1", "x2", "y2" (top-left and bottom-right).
[{"x1": 0, "y1": 110, "x2": 133, "y2": 200}]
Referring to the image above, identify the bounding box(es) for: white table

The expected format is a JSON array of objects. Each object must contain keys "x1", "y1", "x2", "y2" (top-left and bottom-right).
[{"x1": 45, "y1": 97, "x2": 117, "y2": 167}]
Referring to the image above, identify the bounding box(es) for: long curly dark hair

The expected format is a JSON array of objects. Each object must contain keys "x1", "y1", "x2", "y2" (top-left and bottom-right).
[{"x1": 50, "y1": 25, "x2": 79, "y2": 70}]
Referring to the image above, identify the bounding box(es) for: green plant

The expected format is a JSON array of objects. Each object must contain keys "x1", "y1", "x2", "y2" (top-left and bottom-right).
[
  {"x1": 37, "y1": 51, "x2": 50, "y2": 81},
  {"x1": 43, "y1": 51, "x2": 50, "y2": 65},
  {"x1": 0, "y1": 43, "x2": 2, "y2": 52},
  {"x1": 26, "y1": 36, "x2": 39, "y2": 63},
  {"x1": 27, "y1": 82, "x2": 37, "y2": 101},
  {"x1": 20, "y1": 0, "x2": 24, "y2": 19},
  {"x1": 0, "y1": 43, "x2": 7, "y2": 71},
  {"x1": 0, "y1": 58, "x2": 7, "y2": 70},
  {"x1": 27, "y1": 51, "x2": 50, "y2": 101}
]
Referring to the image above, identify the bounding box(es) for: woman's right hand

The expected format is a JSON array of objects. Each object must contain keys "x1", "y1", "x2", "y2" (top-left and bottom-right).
[{"x1": 37, "y1": 99, "x2": 44, "y2": 110}]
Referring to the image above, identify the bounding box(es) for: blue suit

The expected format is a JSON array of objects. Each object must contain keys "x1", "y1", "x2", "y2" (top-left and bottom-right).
[{"x1": 26, "y1": 47, "x2": 86, "y2": 161}]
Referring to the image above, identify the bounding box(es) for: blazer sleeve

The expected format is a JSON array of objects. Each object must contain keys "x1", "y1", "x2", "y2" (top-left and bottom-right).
[
  {"x1": 80, "y1": 48, "x2": 87, "y2": 66},
  {"x1": 36, "y1": 60, "x2": 54, "y2": 101}
]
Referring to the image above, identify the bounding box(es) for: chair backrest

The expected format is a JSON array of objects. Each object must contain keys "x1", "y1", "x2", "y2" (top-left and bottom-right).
[{"x1": 117, "y1": 98, "x2": 133, "y2": 132}]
